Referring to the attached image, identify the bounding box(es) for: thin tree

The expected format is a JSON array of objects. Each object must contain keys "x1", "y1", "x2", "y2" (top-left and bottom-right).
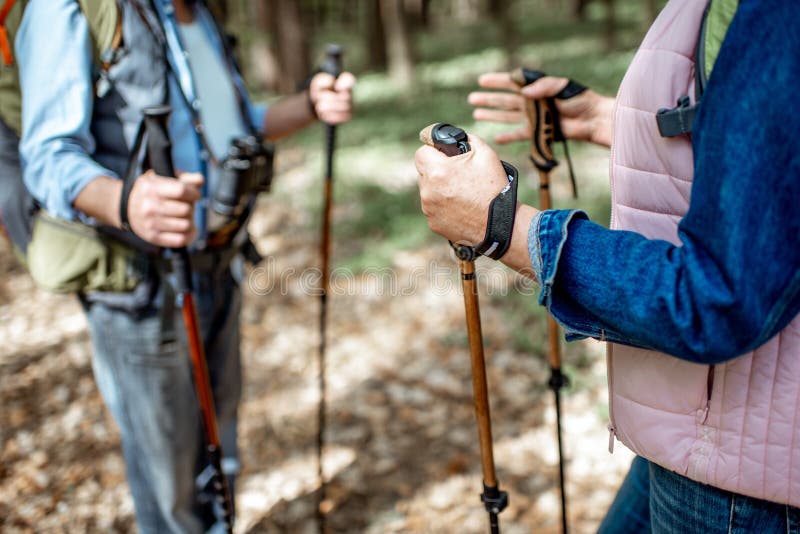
[
  {"x1": 365, "y1": 0, "x2": 387, "y2": 70},
  {"x1": 379, "y1": 0, "x2": 414, "y2": 90},
  {"x1": 604, "y1": 0, "x2": 617, "y2": 51},
  {"x1": 266, "y1": 0, "x2": 310, "y2": 93}
]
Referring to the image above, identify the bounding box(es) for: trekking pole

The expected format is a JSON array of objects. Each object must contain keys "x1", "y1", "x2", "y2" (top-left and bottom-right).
[
  {"x1": 143, "y1": 105, "x2": 234, "y2": 534},
  {"x1": 509, "y1": 68, "x2": 586, "y2": 534},
  {"x1": 316, "y1": 43, "x2": 343, "y2": 534},
  {"x1": 420, "y1": 123, "x2": 508, "y2": 534}
]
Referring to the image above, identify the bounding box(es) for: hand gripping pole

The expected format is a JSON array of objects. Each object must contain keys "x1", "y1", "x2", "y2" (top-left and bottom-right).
[
  {"x1": 420, "y1": 123, "x2": 509, "y2": 534},
  {"x1": 143, "y1": 106, "x2": 234, "y2": 534},
  {"x1": 316, "y1": 43, "x2": 343, "y2": 534}
]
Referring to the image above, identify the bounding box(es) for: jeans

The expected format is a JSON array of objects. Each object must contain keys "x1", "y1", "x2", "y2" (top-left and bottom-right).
[
  {"x1": 599, "y1": 457, "x2": 800, "y2": 534},
  {"x1": 598, "y1": 456, "x2": 650, "y2": 534},
  {"x1": 83, "y1": 269, "x2": 242, "y2": 534}
]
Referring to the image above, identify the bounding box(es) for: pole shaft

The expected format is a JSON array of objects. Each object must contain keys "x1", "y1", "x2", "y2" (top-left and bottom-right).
[
  {"x1": 554, "y1": 386, "x2": 568, "y2": 534},
  {"x1": 537, "y1": 168, "x2": 568, "y2": 534},
  {"x1": 460, "y1": 259, "x2": 498, "y2": 489},
  {"x1": 144, "y1": 106, "x2": 233, "y2": 533},
  {"x1": 183, "y1": 293, "x2": 220, "y2": 444},
  {"x1": 317, "y1": 121, "x2": 336, "y2": 534}
]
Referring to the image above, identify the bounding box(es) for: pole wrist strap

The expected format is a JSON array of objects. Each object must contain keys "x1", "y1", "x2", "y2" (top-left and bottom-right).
[
  {"x1": 119, "y1": 120, "x2": 147, "y2": 232},
  {"x1": 475, "y1": 161, "x2": 519, "y2": 260}
]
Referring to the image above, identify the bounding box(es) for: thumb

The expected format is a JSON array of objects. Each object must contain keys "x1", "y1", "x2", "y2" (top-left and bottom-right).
[
  {"x1": 466, "y1": 133, "x2": 491, "y2": 151},
  {"x1": 414, "y1": 144, "x2": 446, "y2": 171},
  {"x1": 520, "y1": 76, "x2": 570, "y2": 100}
]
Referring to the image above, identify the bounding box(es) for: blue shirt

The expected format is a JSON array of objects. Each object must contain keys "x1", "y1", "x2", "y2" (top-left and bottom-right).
[
  {"x1": 528, "y1": 0, "x2": 800, "y2": 364},
  {"x1": 16, "y1": 0, "x2": 266, "y2": 241}
]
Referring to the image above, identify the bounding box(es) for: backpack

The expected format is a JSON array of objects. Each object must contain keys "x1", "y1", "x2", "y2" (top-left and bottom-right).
[
  {"x1": 656, "y1": 0, "x2": 739, "y2": 137},
  {"x1": 0, "y1": 0, "x2": 121, "y2": 248}
]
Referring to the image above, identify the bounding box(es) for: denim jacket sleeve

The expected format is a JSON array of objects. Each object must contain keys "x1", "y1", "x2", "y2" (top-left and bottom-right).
[
  {"x1": 528, "y1": 0, "x2": 800, "y2": 365},
  {"x1": 16, "y1": 0, "x2": 119, "y2": 221}
]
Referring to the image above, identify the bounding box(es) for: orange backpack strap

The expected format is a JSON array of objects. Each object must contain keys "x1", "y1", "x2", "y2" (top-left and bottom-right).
[{"x1": 0, "y1": 0, "x2": 18, "y2": 66}]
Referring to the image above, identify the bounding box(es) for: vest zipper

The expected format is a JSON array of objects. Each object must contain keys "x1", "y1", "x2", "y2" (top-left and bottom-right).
[
  {"x1": 700, "y1": 364, "x2": 715, "y2": 425},
  {"x1": 606, "y1": 344, "x2": 617, "y2": 453},
  {"x1": 608, "y1": 424, "x2": 616, "y2": 453}
]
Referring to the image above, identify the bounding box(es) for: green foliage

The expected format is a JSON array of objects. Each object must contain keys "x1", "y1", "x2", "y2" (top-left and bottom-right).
[
  {"x1": 332, "y1": 183, "x2": 431, "y2": 272},
  {"x1": 265, "y1": 0, "x2": 648, "y2": 284}
]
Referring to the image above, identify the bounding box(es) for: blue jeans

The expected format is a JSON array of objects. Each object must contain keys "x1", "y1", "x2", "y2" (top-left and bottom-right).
[
  {"x1": 599, "y1": 456, "x2": 800, "y2": 533},
  {"x1": 598, "y1": 456, "x2": 651, "y2": 534},
  {"x1": 83, "y1": 269, "x2": 242, "y2": 534}
]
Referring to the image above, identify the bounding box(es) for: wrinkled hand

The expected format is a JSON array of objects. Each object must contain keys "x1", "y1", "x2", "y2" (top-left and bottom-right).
[
  {"x1": 309, "y1": 71, "x2": 357, "y2": 125},
  {"x1": 127, "y1": 170, "x2": 203, "y2": 248},
  {"x1": 415, "y1": 135, "x2": 509, "y2": 246},
  {"x1": 468, "y1": 71, "x2": 615, "y2": 148}
]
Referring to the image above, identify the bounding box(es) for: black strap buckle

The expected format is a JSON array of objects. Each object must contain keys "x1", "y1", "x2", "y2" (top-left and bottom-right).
[{"x1": 656, "y1": 95, "x2": 697, "y2": 137}]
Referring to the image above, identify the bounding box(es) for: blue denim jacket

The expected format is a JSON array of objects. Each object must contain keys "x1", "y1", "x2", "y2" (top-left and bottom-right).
[{"x1": 528, "y1": 0, "x2": 800, "y2": 364}]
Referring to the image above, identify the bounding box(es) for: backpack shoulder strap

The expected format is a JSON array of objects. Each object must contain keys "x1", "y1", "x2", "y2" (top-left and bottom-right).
[
  {"x1": 78, "y1": 0, "x2": 122, "y2": 69},
  {"x1": 656, "y1": 0, "x2": 738, "y2": 138},
  {"x1": 0, "y1": 0, "x2": 21, "y2": 66}
]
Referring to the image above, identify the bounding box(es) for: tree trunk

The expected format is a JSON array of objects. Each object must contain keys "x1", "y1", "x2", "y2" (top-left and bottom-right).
[
  {"x1": 405, "y1": 0, "x2": 430, "y2": 29},
  {"x1": 365, "y1": 0, "x2": 387, "y2": 70},
  {"x1": 604, "y1": 0, "x2": 617, "y2": 51},
  {"x1": 489, "y1": 0, "x2": 503, "y2": 18},
  {"x1": 380, "y1": 0, "x2": 414, "y2": 89},
  {"x1": 267, "y1": 0, "x2": 310, "y2": 93},
  {"x1": 572, "y1": 0, "x2": 591, "y2": 21}
]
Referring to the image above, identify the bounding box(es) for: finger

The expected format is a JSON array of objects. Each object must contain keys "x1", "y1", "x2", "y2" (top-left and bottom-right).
[
  {"x1": 494, "y1": 127, "x2": 531, "y2": 144},
  {"x1": 156, "y1": 228, "x2": 197, "y2": 249},
  {"x1": 177, "y1": 171, "x2": 204, "y2": 188},
  {"x1": 559, "y1": 117, "x2": 593, "y2": 141},
  {"x1": 520, "y1": 76, "x2": 571, "y2": 100},
  {"x1": 473, "y1": 108, "x2": 525, "y2": 123},
  {"x1": 334, "y1": 72, "x2": 356, "y2": 92},
  {"x1": 152, "y1": 175, "x2": 202, "y2": 203},
  {"x1": 319, "y1": 112, "x2": 352, "y2": 125},
  {"x1": 477, "y1": 72, "x2": 519, "y2": 91},
  {"x1": 467, "y1": 91, "x2": 523, "y2": 111},
  {"x1": 159, "y1": 198, "x2": 194, "y2": 218},
  {"x1": 311, "y1": 72, "x2": 336, "y2": 91},
  {"x1": 154, "y1": 215, "x2": 193, "y2": 234},
  {"x1": 315, "y1": 99, "x2": 353, "y2": 114}
]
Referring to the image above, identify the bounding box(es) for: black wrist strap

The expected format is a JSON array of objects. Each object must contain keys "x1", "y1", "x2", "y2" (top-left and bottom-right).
[
  {"x1": 119, "y1": 121, "x2": 146, "y2": 232},
  {"x1": 475, "y1": 161, "x2": 519, "y2": 260}
]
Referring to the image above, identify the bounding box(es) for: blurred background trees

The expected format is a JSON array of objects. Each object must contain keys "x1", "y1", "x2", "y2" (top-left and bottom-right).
[
  {"x1": 215, "y1": 0, "x2": 665, "y2": 96},
  {"x1": 2, "y1": 1, "x2": 670, "y2": 531}
]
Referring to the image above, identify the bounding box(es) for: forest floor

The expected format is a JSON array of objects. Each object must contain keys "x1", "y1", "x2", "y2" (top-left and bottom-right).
[
  {"x1": 0, "y1": 138, "x2": 634, "y2": 533},
  {"x1": 0, "y1": 4, "x2": 654, "y2": 529}
]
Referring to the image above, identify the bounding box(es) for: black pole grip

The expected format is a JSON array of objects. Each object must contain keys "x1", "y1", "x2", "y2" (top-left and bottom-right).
[
  {"x1": 143, "y1": 105, "x2": 176, "y2": 178},
  {"x1": 430, "y1": 123, "x2": 471, "y2": 156},
  {"x1": 142, "y1": 105, "x2": 192, "y2": 293},
  {"x1": 321, "y1": 43, "x2": 343, "y2": 78}
]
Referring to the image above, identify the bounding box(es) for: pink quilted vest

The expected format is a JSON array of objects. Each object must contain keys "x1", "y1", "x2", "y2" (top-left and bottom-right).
[{"x1": 607, "y1": 0, "x2": 800, "y2": 507}]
